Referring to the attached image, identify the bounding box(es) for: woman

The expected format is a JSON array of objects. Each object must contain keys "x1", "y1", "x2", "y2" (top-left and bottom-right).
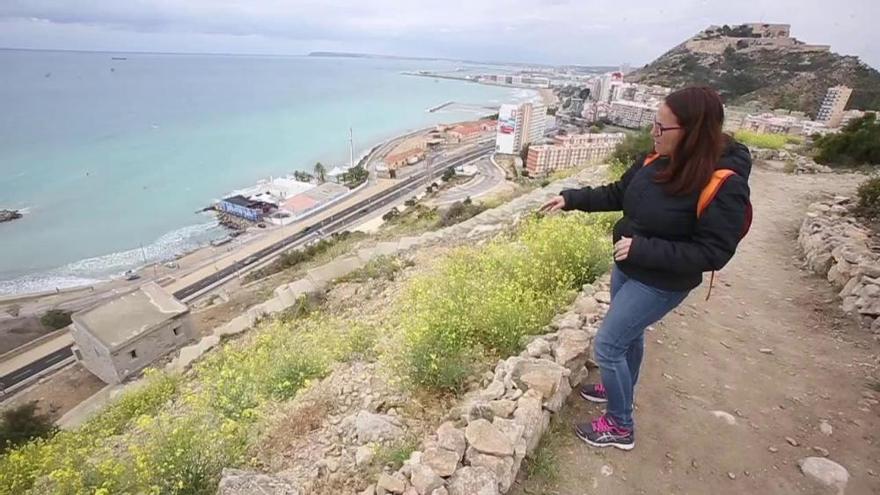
[{"x1": 538, "y1": 86, "x2": 751, "y2": 450}]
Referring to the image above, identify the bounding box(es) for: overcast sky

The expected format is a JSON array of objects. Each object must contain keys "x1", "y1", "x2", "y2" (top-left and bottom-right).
[{"x1": 1, "y1": 0, "x2": 877, "y2": 68}]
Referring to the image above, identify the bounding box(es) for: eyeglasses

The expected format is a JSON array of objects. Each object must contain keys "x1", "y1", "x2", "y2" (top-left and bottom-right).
[{"x1": 652, "y1": 120, "x2": 683, "y2": 136}]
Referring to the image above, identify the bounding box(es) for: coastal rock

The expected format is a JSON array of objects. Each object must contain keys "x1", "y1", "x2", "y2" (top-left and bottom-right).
[{"x1": 0, "y1": 209, "x2": 22, "y2": 223}]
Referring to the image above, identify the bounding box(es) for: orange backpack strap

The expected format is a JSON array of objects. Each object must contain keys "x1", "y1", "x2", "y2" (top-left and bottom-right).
[
  {"x1": 697, "y1": 169, "x2": 736, "y2": 219},
  {"x1": 642, "y1": 152, "x2": 661, "y2": 167}
]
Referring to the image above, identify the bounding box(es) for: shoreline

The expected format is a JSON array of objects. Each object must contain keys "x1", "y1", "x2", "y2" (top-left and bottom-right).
[{"x1": 0, "y1": 118, "x2": 488, "y2": 302}]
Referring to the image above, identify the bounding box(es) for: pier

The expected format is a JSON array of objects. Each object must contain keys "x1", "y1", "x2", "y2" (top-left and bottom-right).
[{"x1": 427, "y1": 100, "x2": 455, "y2": 113}]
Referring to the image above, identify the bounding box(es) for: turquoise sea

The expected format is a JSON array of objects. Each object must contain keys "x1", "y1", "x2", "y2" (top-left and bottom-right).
[{"x1": 0, "y1": 49, "x2": 530, "y2": 295}]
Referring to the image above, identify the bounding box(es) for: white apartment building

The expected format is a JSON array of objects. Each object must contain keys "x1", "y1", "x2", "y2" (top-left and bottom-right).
[
  {"x1": 607, "y1": 100, "x2": 658, "y2": 129},
  {"x1": 495, "y1": 102, "x2": 548, "y2": 154},
  {"x1": 525, "y1": 132, "x2": 625, "y2": 177},
  {"x1": 816, "y1": 85, "x2": 853, "y2": 127}
]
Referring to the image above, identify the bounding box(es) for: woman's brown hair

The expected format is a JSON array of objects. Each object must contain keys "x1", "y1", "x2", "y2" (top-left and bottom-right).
[{"x1": 655, "y1": 86, "x2": 726, "y2": 196}]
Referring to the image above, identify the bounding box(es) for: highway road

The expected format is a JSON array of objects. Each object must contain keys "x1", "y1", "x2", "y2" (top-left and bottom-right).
[
  {"x1": 172, "y1": 143, "x2": 493, "y2": 301},
  {"x1": 0, "y1": 345, "x2": 73, "y2": 395}
]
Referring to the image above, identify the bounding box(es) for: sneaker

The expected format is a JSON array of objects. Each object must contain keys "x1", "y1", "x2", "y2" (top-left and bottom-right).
[
  {"x1": 574, "y1": 414, "x2": 635, "y2": 451},
  {"x1": 579, "y1": 382, "x2": 608, "y2": 403}
]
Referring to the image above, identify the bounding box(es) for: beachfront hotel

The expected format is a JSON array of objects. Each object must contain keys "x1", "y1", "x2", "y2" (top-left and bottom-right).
[{"x1": 525, "y1": 132, "x2": 625, "y2": 177}]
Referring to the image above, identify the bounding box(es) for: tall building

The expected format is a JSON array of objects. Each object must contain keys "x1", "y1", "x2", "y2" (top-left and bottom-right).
[
  {"x1": 525, "y1": 132, "x2": 625, "y2": 177},
  {"x1": 515, "y1": 102, "x2": 548, "y2": 151},
  {"x1": 594, "y1": 72, "x2": 624, "y2": 103},
  {"x1": 607, "y1": 100, "x2": 658, "y2": 129},
  {"x1": 816, "y1": 85, "x2": 853, "y2": 127},
  {"x1": 495, "y1": 102, "x2": 547, "y2": 154}
]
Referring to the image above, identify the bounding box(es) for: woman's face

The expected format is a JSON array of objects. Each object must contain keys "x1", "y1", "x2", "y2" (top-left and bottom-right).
[{"x1": 652, "y1": 103, "x2": 685, "y2": 156}]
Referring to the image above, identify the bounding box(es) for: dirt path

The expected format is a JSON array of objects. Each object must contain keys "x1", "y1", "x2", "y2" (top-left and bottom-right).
[{"x1": 512, "y1": 166, "x2": 880, "y2": 495}]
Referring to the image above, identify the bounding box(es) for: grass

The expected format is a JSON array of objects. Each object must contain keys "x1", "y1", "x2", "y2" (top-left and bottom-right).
[
  {"x1": 390, "y1": 212, "x2": 614, "y2": 392},
  {"x1": 244, "y1": 231, "x2": 369, "y2": 283},
  {"x1": 734, "y1": 130, "x2": 802, "y2": 150},
  {"x1": 337, "y1": 255, "x2": 414, "y2": 284},
  {"x1": 523, "y1": 418, "x2": 565, "y2": 483},
  {"x1": 372, "y1": 436, "x2": 420, "y2": 470},
  {"x1": 0, "y1": 308, "x2": 370, "y2": 495},
  {"x1": 480, "y1": 182, "x2": 540, "y2": 209},
  {"x1": 378, "y1": 198, "x2": 487, "y2": 238},
  {"x1": 608, "y1": 157, "x2": 629, "y2": 181}
]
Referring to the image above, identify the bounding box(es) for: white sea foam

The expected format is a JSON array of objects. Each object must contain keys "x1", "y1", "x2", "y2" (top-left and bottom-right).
[{"x1": 0, "y1": 220, "x2": 224, "y2": 296}]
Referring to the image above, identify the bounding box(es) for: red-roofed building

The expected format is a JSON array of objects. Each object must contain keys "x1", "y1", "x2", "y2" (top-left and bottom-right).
[
  {"x1": 446, "y1": 120, "x2": 496, "y2": 144},
  {"x1": 384, "y1": 147, "x2": 426, "y2": 168}
]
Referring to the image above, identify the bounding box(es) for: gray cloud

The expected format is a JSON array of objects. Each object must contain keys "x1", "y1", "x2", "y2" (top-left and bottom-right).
[{"x1": 0, "y1": 0, "x2": 877, "y2": 67}]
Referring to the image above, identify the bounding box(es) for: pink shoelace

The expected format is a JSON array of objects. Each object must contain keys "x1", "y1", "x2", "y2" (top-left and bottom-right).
[
  {"x1": 591, "y1": 414, "x2": 615, "y2": 433},
  {"x1": 591, "y1": 414, "x2": 630, "y2": 434}
]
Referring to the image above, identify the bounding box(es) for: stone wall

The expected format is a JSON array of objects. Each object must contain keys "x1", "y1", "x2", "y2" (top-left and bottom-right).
[
  {"x1": 216, "y1": 279, "x2": 610, "y2": 495},
  {"x1": 358, "y1": 283, "x2": 609, "y2": 495},
  {"x1": 749, "y1": 148, "x2": 832, "y2": 175},
  {"x1": 798, "y1": 196, "x2": 880, "y2": 341}
]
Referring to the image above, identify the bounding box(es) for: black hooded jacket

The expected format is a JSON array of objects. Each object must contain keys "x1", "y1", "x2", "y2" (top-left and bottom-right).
[{"x1": 560, "y1": 141, "x2": 752, "y2": 291}]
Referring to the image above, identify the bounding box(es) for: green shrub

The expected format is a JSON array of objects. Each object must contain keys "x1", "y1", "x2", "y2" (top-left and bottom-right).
[
  {"x1": 438, "y1": 200, "x2": 487, "y2": 228},
  {"x1": 338, "y1": 255, "x2": 414, "y2": 283},
  {"x1": 857, "y1": 177, "x2": 880, "y2": 219},
  {"x1": 40, "y1": 309, "x2": 72, "y2": 330},
  {"x1": 394, "y1": 213, "x2": 612, "y2": 391},
  {"x1": 372, "y1": 436, "x2": 420, "y2": 470},
  {"x1": 612, "y1": 127, "x2": 653, "y2": 164},
  {"x1": 0, "y1": 402, "x2": 55, "y2": 454},
  {"x1": 246, "y1": 231, "x2": 367, "y2": 282},
  {"x1": 0, "y1": 371, "x2": 179, "y2": 494},
  {"x1": 814, "y1": 114, "x2": 880, "y2": 166},
  {"x1": 128, "y1": 412, "x2": 249, "y2": 495},
  {"x1": 734, "y1": 130, "x2": 789, "y2": 150},
  {"x1": 607, "y1": 157, "x2": 629, "y2": 181}
]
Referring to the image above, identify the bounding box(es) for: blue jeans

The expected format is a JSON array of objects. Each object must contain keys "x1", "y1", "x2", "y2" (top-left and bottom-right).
[{"x1": 594, "y1": 265, "x2": 689, "y2": 430}]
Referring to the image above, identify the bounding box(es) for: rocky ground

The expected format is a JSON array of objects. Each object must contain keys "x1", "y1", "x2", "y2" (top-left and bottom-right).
[{"x1": 511, "y1": 165, "x2": 880, "y2": 494}]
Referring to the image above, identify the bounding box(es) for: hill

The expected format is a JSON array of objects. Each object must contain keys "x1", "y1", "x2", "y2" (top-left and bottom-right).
[{"x1": 626, "y1": 23, "x2": 880, "y2": 116}]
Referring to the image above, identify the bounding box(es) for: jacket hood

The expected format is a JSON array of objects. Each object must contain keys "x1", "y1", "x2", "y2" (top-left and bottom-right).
[{"x1": 717, "y1": 140, "x2": 752, "y2": 179}]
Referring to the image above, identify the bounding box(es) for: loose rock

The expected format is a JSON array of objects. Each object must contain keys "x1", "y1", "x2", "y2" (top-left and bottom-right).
[{"x1": 798, "y1": 457, "x2": 849, "y2": 494}]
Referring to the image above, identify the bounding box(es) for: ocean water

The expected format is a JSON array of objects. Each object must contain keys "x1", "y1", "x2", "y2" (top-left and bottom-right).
[{"x1": 0, "y1": 49, "x2": 532, "y2": 295}]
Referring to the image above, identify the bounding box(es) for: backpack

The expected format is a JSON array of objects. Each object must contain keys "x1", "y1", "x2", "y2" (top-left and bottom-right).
[
  {"x1": 643, "y1": 152, "x2": 752, "y2": 237},
  {"x1": 643, "y1": 152, "x2": 753, "y2": 298}
]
